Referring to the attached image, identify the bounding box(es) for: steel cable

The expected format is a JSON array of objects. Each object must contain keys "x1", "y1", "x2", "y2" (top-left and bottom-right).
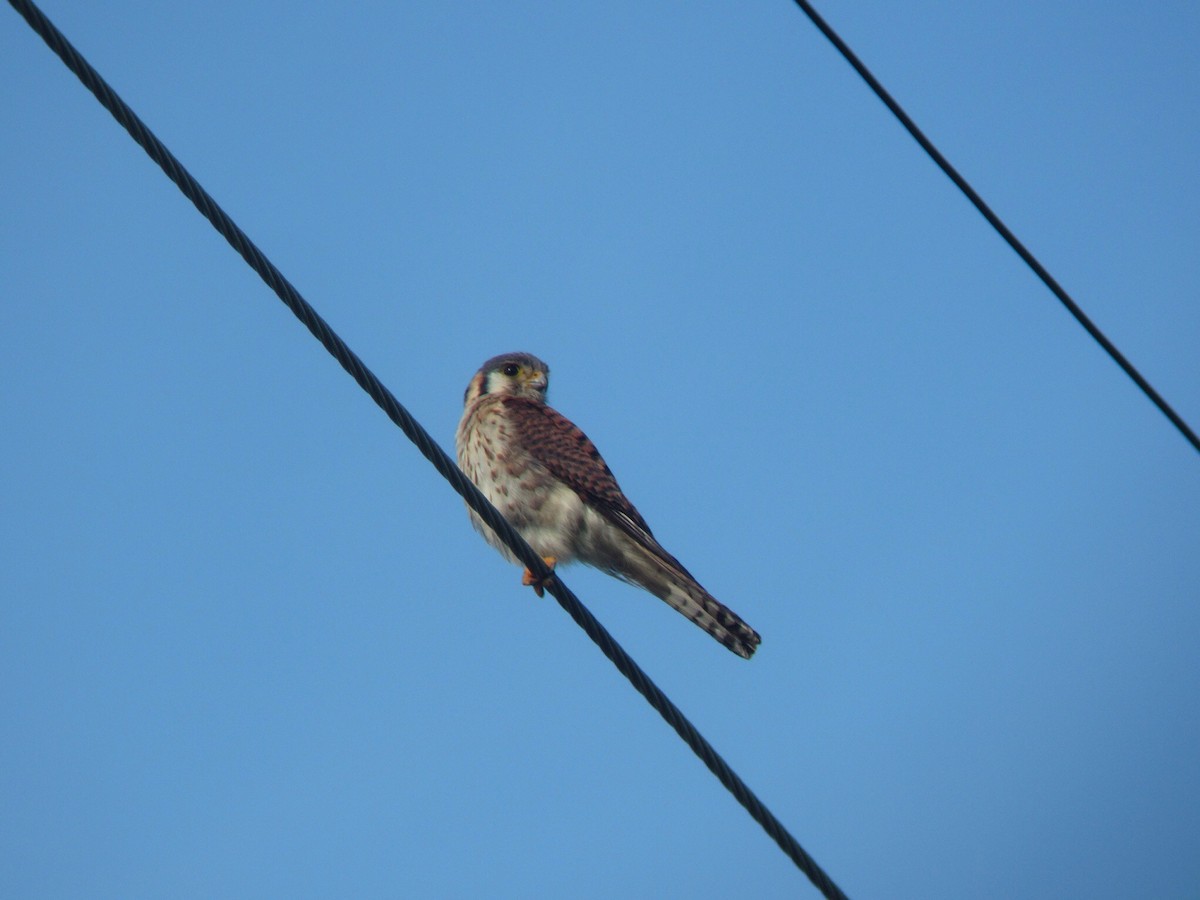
[
  {"x1": 789, "y1": 0, "x2": 1199, "y2": 455},
  {"x1": 7, "y1": 1, "x2": 849, "y2": 896}
]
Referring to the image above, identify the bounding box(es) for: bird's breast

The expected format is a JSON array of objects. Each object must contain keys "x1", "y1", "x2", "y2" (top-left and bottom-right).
[{"x1": 455, "y1": 400, "x2": 585, "y2": 561}]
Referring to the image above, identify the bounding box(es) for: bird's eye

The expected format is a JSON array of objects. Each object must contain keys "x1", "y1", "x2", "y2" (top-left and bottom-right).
[{"x1": 502, "y1": 363, "x2": 520, "y2": 377}]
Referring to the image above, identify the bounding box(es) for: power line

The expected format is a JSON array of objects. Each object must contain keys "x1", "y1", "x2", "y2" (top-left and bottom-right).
[
  {"x1": 788, "y1": 0, "x2": 1200, "y2": 455},
  {"x1": 6, "y1": 1, "x2": 850, "y2": 896}
]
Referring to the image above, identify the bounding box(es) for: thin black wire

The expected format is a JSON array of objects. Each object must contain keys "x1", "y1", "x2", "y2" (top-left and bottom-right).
[
  {"x1": 7, "y1": 1, "x2": 849, "y2": 896},
  {"x1": 789, "y1": 0, "x2": 1200, "y2": 456}
]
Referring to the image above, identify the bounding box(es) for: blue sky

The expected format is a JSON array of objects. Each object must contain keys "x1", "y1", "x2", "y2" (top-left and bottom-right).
[{"x1": 3, "y1": 2, "x2": 1198, "y2": 897}]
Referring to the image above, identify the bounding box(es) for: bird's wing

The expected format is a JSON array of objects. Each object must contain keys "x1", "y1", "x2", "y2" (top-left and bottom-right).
[
  {"x1": 504, "y1": 398, "x2": 760, "y2": 659},
  {"x1": 502, "y1": 397, "x2": 657, "y2": 541}
]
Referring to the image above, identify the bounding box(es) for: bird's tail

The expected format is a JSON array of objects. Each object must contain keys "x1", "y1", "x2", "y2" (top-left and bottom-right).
[
  {"x1": 627, "y1": 545, "x2": 762, "y2": 659},
  {"x1": 669, "y1": 581, "x2": 762, "y2": 660}
]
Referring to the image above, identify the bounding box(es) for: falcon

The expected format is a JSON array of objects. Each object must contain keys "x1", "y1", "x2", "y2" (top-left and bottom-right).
[{"x1": 455, "y1": 352, "x2": 761, "y2": 659}]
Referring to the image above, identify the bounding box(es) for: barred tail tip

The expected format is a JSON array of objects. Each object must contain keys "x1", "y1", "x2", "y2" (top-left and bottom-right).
[{"x1": 728, "y1": 625, "x2": 762, "y2": 660}]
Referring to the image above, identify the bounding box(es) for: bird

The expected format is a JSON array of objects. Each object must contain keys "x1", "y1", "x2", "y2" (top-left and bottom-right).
[{"x1": 455, "y1": 352, "x2": 761, "y2": 659}]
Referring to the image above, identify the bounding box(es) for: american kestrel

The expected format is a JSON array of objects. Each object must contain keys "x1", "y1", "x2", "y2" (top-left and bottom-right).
[{"x1": 455, "y1": 352, "x2": 761, "y2": 659}]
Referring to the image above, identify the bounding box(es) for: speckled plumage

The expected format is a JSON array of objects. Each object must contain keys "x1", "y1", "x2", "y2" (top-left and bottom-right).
[{"x1": 455, "y1": 352, "x2": 761, "y2": 659}]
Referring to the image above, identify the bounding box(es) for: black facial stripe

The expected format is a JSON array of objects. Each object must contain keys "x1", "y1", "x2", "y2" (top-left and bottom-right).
[{"x1": 465, "y1": 372, "x2": 489, "y2": 405}]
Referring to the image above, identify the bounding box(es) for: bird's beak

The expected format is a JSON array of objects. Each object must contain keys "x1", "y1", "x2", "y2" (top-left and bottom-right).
[{"x1": 528, "y1": 371, "x2": 547, "y2": 391}]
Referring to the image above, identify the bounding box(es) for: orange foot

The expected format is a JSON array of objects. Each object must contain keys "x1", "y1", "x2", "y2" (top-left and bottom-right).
[{"x1": 521, "y1": 556, "x2": 558, "y2": 597}]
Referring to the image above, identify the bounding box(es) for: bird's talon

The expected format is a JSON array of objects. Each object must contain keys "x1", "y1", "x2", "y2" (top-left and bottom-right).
[{"x1": 521, "y1": 556, "x2": 557, "y2": 597}]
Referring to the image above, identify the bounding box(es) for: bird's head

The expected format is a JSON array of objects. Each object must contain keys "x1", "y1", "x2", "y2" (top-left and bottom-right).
[{"x1": 464, "y1": 352, "x2": 550, "y2": 406}]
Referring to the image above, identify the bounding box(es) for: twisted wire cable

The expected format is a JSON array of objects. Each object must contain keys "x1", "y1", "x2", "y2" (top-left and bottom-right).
[
  {"x1": 7, "y1": 1, "x2": 849, "y2": 895},
  {"x1": 789, "y1": 0, "x2": 1199, "y2": 455}
]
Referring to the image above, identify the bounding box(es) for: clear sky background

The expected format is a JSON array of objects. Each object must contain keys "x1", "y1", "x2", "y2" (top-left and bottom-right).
[{"x1": 3, "y1": 2, "x2": 1198, "y2": 897}]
